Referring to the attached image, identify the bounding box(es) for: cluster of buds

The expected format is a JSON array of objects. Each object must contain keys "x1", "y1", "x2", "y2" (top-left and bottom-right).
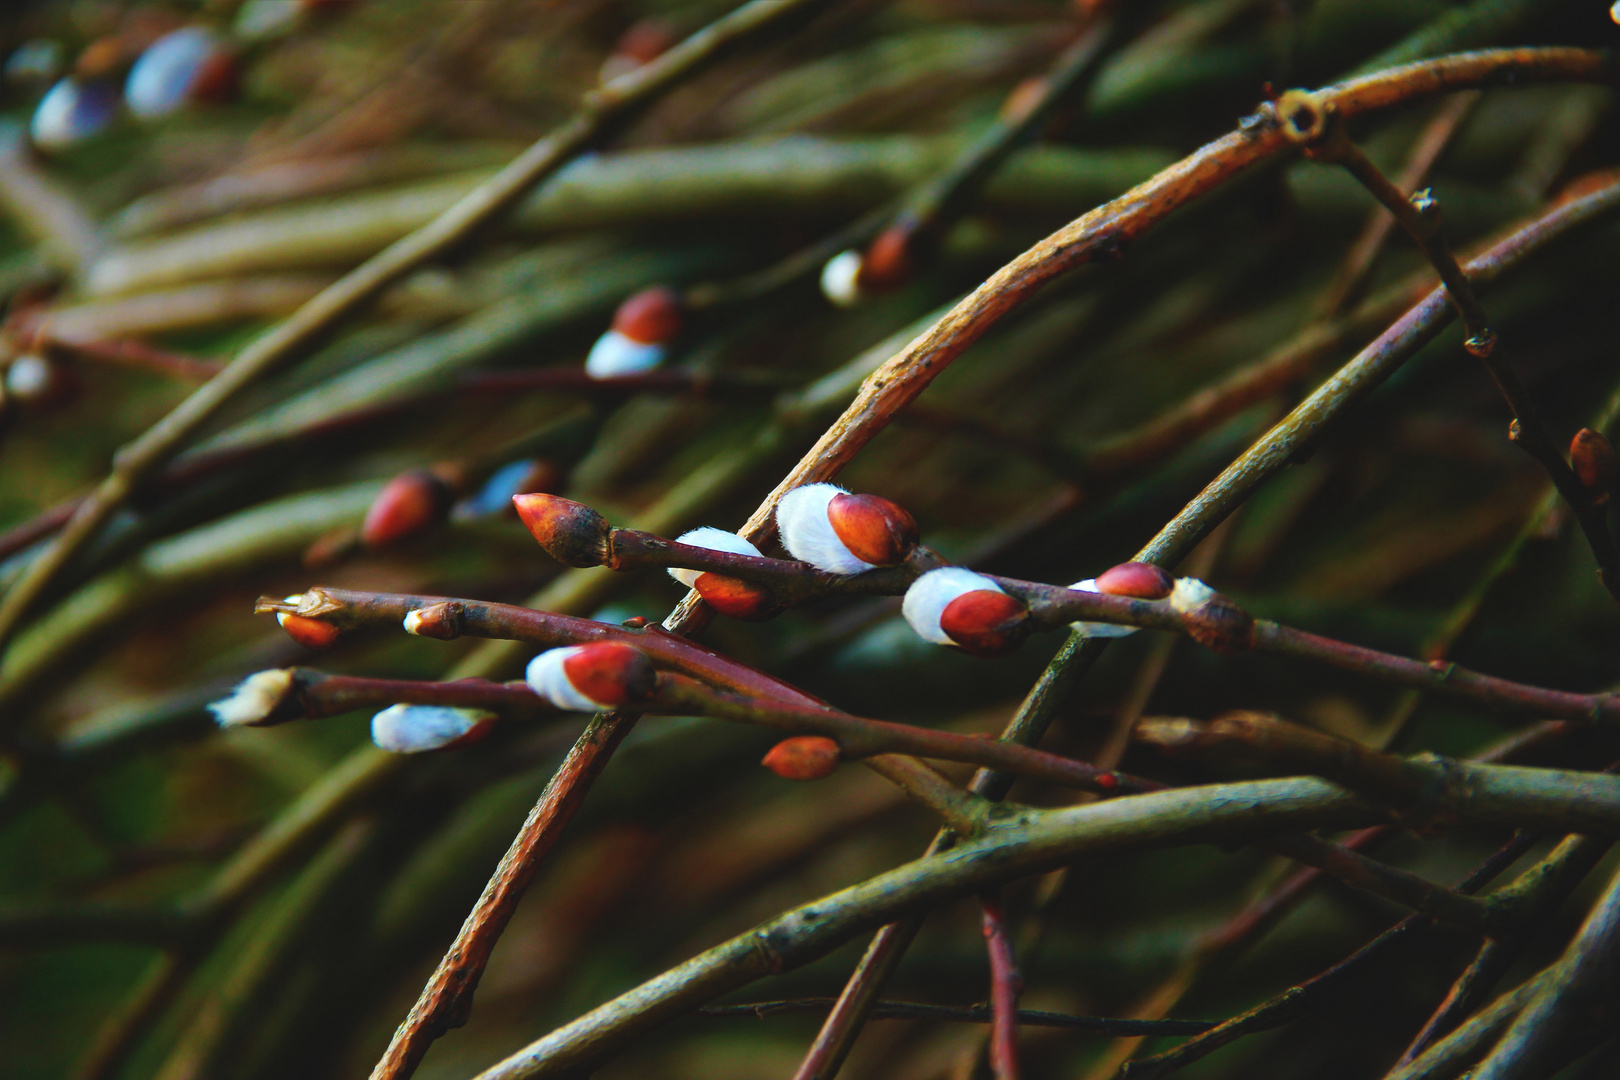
[
  {"x1": 526, "y1": 642, "x2": 657, "y2": 711},
  {"x1": 585, "y1": 286, "x2": 684, "y2": 378},
  {"x1": 775, "y1": 483, "x2": 918, "y2": 574},
  {"x1": 668, "y1": 527, "x2": 777, "y2": 620},
  {"x1": 820, "y1": 218, "x2": 922, "y2": 308}
]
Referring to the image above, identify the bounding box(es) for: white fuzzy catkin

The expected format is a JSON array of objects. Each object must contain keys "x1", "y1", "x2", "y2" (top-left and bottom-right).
[
  {"x1": 820, "y1": 250, "x2": 864, "y2": 308},
  {"x1": 209, "y1": 669, "x2": 294, "y2": 727},
  {"x1": 371, "y1": 704, "x2": 490, "y2": 753},
  {"x1": 585, "y1": 329, "x2": 665, "y2": 378},
  {"x1": 1067, "y1": 579, "x2": 1139, "y2": 639},
  {"x1": 1169, "y1": 577, "x2": 1218, "y2": 613},
  {"x1": 668, "y1": 527, "x2": 763, "y2": 587},
  {"x1": 525, "y1": 646, "x2": 601, "y2": 711},
  {"x1": 902, "y1": 567, "x2": 1004, "y2": 645},
  {"x1": 126, "y1": 27, "x2": 220, "y2": 119},
  {"x1": 776, "y1": 483, "x2": 874, "y2": 575}
]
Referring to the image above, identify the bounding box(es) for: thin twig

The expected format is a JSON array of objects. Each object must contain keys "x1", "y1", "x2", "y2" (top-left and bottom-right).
[
  {"x1": 980, "y1": 894, "x2": 1023, "y2": 1080},
  {"x1": 694, "y1": 998, "x2": 1219, "y2": 1034},
  {"x1": 1277, "y1": 87, "x2": 1620, "y2": 603}
]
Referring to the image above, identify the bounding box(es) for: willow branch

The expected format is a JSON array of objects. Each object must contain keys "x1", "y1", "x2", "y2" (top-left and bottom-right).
[
  {"x1": 695, "y1": 999, "x2": 1218, "y2": 1035},
  {"x1": 0, "y1": 0, "x2": 830, "y2": 658},
  {"x1": 1278, "y1": 87, "x2": 1620, "y2": 602}
]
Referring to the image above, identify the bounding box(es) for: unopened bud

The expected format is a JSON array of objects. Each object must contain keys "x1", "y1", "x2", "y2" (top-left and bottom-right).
[
  {"x1": 902, "y1": 568, "x2": 1029, "y2": 656},
  {"x1": 668, "y1": 527, "x2": 762, "y2": 587},
  {"x1": 454, "y1": 458, "x2": 562, "y2": 521},
  {"x1": 209, "y1": 669, "x2": 296, "y2": 727},
  {"x1": 125, "y1": 27, "x2": 236, "y2": 119},
  {"x1": 526, "y1": 642, "x2": 656, "y2": 710},
  {"x1": 361, "y1": 469, "x2": 455, "y2": 549},
  {"x1": 402, "y1": 600, "x2": 463, "y2": 640},
  {"x1": 586, "y1": 286, "x2": 683, "y2": 378},
  {"x1": 858, "y1": 221, "x2": 918, "y2": 295},
  {"x1": 600, "y1": 17, "x2": 677, "y2": 83},
  {"x1": 694, "y1": 573, "x2": 779, "y2": 621},
  {"x1": 31, "y1": 76, "x2": 117, "y2": 150},
  {"x1": 778, "y1": 483, "x2": 913, "y2": 575},
  {"x1": 939, "y1": 588, "x2": 1029, "y2": 658},
  {"x1": 762, "y1": 735, "x2": 841, "y2": 780},
  {"x1": 1095, "y1": 562, "x2": 1173, "y2": 599},
  {"x1": 1171, "y1": 578, "x2": 1255, "y2": 654},
  {"x1": 512, "y1": 493, "x2": 612, "y2": 567},
  {"x1": 1571, "y1": 428, "x2": 1617, "y2": 505},
  {"x1": 371, "y1": 705, "x2": 496, "y2": 754},
  {"x1": 275, "y1": 595, "x2": 340, "y2": 649}
]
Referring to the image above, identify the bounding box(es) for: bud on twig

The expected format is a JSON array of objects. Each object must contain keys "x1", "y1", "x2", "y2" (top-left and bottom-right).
[
  {"x1": 512, "y1": 493, "x2": 613, "y2": 567},
  {"x1": 600, "y1": 17, "x2": 677, "y2": 83},
  {"x1": 585, "y1": 286, "x2": 684, "y2": 378},
  {"x1": 819, "y1": 222, "x2": 920, "y2": 307},
  {"x1": 125, "y1": 27, "x2": 236, "y2": 120},
  {"x1": 762, "y1": 735, "x2": 841, "y2": 780},
  {"x1": 402, "y1": 601, "x2": 463, "y2": 640},
  {"x1": 777, "y1": 483, "x2": 917, "y2": 574},
  {"x1": 667, "y1": 527, "x2": 779, "y2": 619},
  {"x1": 526, "y1": 642, "x2": 656, "y2": 710},
  {"x1": 371, "y1": 704, "x2": 497, "y2": 754},
  {"x1": 361, "y1": 468, "x2": 457, "y2": 549},
  {"x1": 1571, "y1": 428, "x2": 1617, "y2": 505},
  {"x1": 275, "y1": 594, "x2": 341, "y2": 649},
  {"x1": 1170, "y1": 578, "x2": 1255, "y2": 654},
  {"x1": 31, "y1": 77, "x2": 117, "y2": 150},
  {"x1": 209, "y1": 669, "x2": 297, "y2": 727},
  {"x1": 1095, "y1": 562, "x2": 1174, "y2": 599},
  {"x1": 903, "y1": 567, "x2": 1029, "y2": 657}
]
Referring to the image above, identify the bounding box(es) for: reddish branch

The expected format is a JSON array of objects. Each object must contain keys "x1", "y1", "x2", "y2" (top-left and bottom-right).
[
  {"x1": 509, "y1": 513, "x2": 1620, "y2": 725},
  {"x1": 980, "y1": 894, "x2": 1023, "y2": 1080}
]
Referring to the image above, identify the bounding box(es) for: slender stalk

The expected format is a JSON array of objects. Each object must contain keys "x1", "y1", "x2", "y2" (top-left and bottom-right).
[
  {"x1": 695, "y1": 999, "x2": 1218, "y2": 1034},
  {"x1": 1278, "y1": 88, "x2": 1620, "y2": 602},
  {"x1": 980, "y1": 894, "x2": 1023, "y2": 1080}
]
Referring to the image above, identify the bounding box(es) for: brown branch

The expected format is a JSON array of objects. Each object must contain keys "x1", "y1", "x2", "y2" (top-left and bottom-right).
[
  {"x1": 1277, "y1": 87, "x2": 1620, "y2": 604},
  {"x1": 33, "y1": 334, "x2": 224, "y2": 382}
]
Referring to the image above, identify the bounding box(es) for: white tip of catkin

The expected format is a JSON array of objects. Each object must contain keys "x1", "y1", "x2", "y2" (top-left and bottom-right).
[
  {"x1": 30, "y1": 77, "x2": 115, "y2": 150},
  {"x1": 776, "y1": 483, "x2": 873, "y2": 575},
  {"x1": 820, "y1": 250, "x2": 864, "y2": 308},
  {"x1": 525, "y1": 646, "x2": 600, "y2": 711},
  {"x1": 585, "y1": 329, "x2": 665, "y2": 379},
  {"x1": 1170, "y1": 577, "x2": 1218, "y2": 613},
  {"x1": 371, "y1": 705, "x2": 491, "y2": 754},
  {"x1": 209, "y1": 669, "x2": 294, "y2": 727},
  {"x1": 1067, "y1": 579, "x2": 1138, "y2": 639},
  {"x1": 668, "y1": 527, "x2": 762, "y2": 587},
  {"x1": 5, "y1": 355, "x2": 52, "y2": 399},
  {"x1": 126, "y1": 27, "x2": 221, "y2": 119},
  {"x1": 402, "y1": 609, "x2": 425, "y2": 635},
  {"x1": 902, "y1": 567, "x2": 1004, "y2": 645}
]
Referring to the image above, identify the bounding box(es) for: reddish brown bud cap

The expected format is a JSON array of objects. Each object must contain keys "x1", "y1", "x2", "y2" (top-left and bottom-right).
[
  {"x1": 694, "y1": 573, "x2": 780, "y2": 621},
  {"x1": 762, "y1": 735, "x2": 841, "y2": 781},
  {"x1": 1095, "y1": 562, "x2": 1173, "y2": 599},
  {"x1": 512, "y1": 493, "x2": 613, "y2": 567},
  {"x1": 613, "y1": 18, "x2": 678, "y2": 65},
  {"x1": 1571, "y1": 428, "x2": 1617, "y2": 505},
  {"x1": 278, "y1": 613, "x2": 340, "y2": 650},
  {"x1": 857, "y1": 223, "x2": 917, "y2": 294},
  {"x1": 827, "y1": 493, "x2": 918, "y2": 566},
  {"x1": 362, "y1": 469, "x2": 454, "y2": 549},
  {"x1": 561, "y1": 642, "x2": 656, "y2": 706},
  {"x1": 190, "y1": 49, "x2": 239, "y2": 103},
  {"x1": 940, "y1": 590, "x2": 1029, "y2": 658},
  {"x1": 611, "y1": 286, "x2": 683, "y2": 345},
  {"x1": 1182, "y1": 597, "x2": 1255, "y2": 655}
]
